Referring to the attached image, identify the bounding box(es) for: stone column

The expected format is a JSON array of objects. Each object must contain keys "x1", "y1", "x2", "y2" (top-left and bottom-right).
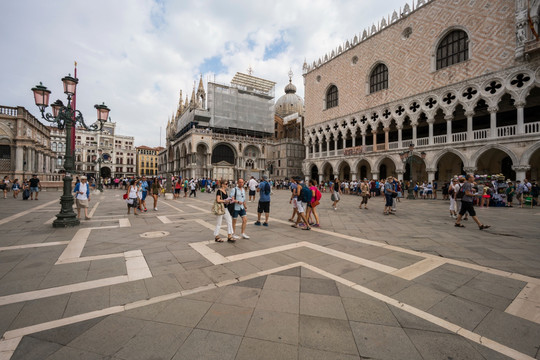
[
  {"x1": 427, "y1": 168, "x2": 437, "y2": 184},
  {"x1": 412, "y1": 124, "x2": 417, "y2": 146},
  {"x1": 396, "y1": 169, "x2": 405, "y2": 181},
  {"x1": 397, "y1": 125, "x2": 403, "y2": 149},
  {"x1": 489, "y1": 107, "x2": 498, "y2": 138},
  {"x1": 372, "y1": 130, "x2": 377, "y2": 152},
  {"x1": 333, "y1": 172, "x2": 339, "y2": 181},
  {"x1": 361, "y1": 133, "x2": 366, "y2": 147},
  {"x1": 15, "y1": 146, "x2": 24, "y2": 172},
  {"x1": 427, "y1": 118, "x2": 434, "y2": 145},
  {"x1": 383, "y1": 127, "x2": 389, "y2": 150},
  {"x1": 352, "y1": 136, "x2": 356, "y2": 147},
  {"x1": 318, "y1": 174, "x2": 323, "y2": 185},
  {"x1": 516, "y1": 102, "x2": 525, "y2": 134},
  {"x1": 445, "y1": 114, "x2": 453, "y2": 143},
  {"x1": 351, "y1": 172, "x2": 357, "y2": 181},
  {"x1": 318, "y1": 141, "x2": 322, "y2": 154},
  {"x1": 463, "y1": 167, "x2": 477, "y2": 176},
  {"x1": 334, "y1": 139, "x2": 338, "y2": 153},
  {"x1": 371, "y1": 171, "x2": 379, "y2": 180},
  {"x1": 512, "y1": 165, "x2": 530, "y2": 181},
  {"x1": 465, "y1": 110, "x2": 474, "y2": 141}
]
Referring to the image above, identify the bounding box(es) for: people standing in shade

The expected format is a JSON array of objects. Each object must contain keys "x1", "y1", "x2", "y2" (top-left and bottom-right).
[
  {"x1": 254, "y1": 175, "x2": 271, "y2": 227},
  {"x1": 214, "y1": 180, "x2": 236, "y2": 242},
  {"x1": 247, "y1": 176, "x2": 258, "y2": 203},
  {"x1": 454, "y1": 174, "x2": 490, "y2": 230},
  {"x1": 29, "y1": 174, "x2": 41, "y2": 200},
  {"x1": 126, "y1": 179, "x2": 140, "y2": 215},
  {"x1": 150, "y1": 177, "x2": 162, "y2": 211},
  {"x1": 11, "y1": 179, "x2": 21, "y2": 199},
  {"x1": 74, "y1": 176, "x2": 91, "y2": 220},
  {"x1": 359, "y1": 178, "x2": 370, "y2": 209},
  {"x1": 383, "y1": 176, "x2": 396, "y2": 215},
  {"x1": 231, "y1": 178, "x2": 250, "y2": 239},
  {"x1": 1, "y1": 176, "x2": 9, "y2": 199},
  {"x1": 140, "y1": 176, "x2": 149, "y2": 212},
  {"x1": 331, "y1": 178, "x2": 341, "y2": 210}
]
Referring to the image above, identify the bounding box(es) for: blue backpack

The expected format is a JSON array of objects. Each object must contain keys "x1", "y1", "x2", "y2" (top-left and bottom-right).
[{"x1": 299, "y1": 184, "x2": 312, "y2": 203}]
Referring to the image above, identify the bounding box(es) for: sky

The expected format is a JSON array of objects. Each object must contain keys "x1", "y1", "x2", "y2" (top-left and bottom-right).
[{"x1": 1, "y1": 0, "x2": 407, "y2": 147}]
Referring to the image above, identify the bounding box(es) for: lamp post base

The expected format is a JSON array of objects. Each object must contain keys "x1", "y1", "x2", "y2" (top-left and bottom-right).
[{"x1": 52, "y1": 175, "x2": 80, "y2": 228}]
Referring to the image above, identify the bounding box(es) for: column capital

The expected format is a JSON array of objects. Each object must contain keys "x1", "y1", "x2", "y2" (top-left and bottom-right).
[
  {"x1": 383, "y1": 127, "x2": 390, "y2": 132},
  {"x1": 463, "y1": 167, "x2": 477, "y2": 174},
  {"x1": 395, "y1": 169, "x2": 405, "y2": 175},
  {"x1": 488, "y1": 106, "x2": 499, "y2": 113},
  {"x1": 512, "y1": 165, "x2": 531, "y2": 172},
  {"x1": 444, "y1": 114, "x2": 453, "y2": 121},
  {"x1": 426, "y1": 168, "x2": 437, "y2": 173},
  {"x1": 464, "y1": 110, "x2": 475, "y2": 118},
  {"x1": 514, "y1": 101, "x2": 526, "y2": 108}
]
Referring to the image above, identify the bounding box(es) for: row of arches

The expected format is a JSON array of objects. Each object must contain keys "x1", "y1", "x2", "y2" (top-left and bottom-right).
[{"x1": 307, "y1": 144, "x2": 540, "y2": 182}]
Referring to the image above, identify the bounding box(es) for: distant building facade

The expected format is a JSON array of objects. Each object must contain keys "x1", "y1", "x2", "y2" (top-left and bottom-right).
[
  {"x1": 162, "y1": 73, "x2": 275, "y2": 180},
  {"x1": 302, "y1": 0, "x2": 540, "y2": 183},
  {"x1": 137, "y1": 146, "x2": 163, "y2": 177},
  {"x1": 0, "y1": 105, "x2": 57, "y2": 181}
]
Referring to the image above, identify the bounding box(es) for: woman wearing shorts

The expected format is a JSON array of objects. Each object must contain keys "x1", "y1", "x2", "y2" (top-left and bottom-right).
[{"x1": 74, "y1": 176, "x2": 91, "y2": 220}]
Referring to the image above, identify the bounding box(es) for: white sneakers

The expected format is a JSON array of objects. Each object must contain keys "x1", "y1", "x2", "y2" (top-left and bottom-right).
[
  {"x1": 242, "y1": 233, "x2": 250, "y2": 239},
  {"x1": 232, "y1": 234, "x2": 241, "y2": 240},
  {"x1": 154, "y1": 207, "x2": 158, "y2": 211}
]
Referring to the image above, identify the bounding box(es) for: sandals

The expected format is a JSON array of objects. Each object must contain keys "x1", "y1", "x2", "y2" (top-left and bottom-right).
[
  {"x1": 454, "y1": 223, "x2": 465, "y2": 227},
  {"x1": 215, "y1": 236, "x2": 224, "y2": 243},
  {"x1": 227, "y1": 237, "x2": 236, "y2": 243},
  {"x1": 479, "y1": 225, "x2": 490, "y2": 230}
]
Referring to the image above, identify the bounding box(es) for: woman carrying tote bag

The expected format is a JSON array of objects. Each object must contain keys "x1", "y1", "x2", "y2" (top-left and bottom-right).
[{"x1": 213, "y1": 179, "x2": 237, "y2": 243}]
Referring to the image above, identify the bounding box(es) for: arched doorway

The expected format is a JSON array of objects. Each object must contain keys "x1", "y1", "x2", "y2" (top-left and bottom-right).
[
  {"x1": 528, "y1": 147, "x2": 540, "y2": 180},
  {"x1": 338, "y1": 162, "x2": 351, "y2": 180},
  {"x1": 101, "y1": 166, "x2": 111, "y2": 179},
  {"x1": 356, "y1": 160, "x2": 371, "y2": 180},
  {"x1": 212, "y1": 143, "x2": 236, "y2": 180},
  {"x1": 378, "y1": 157, "x2": 397, "y2": 179},
  {"x1": 310, "y1": 165, "x2": 319, "y2": 181},
  {"x1": 322, "y1": 163, "x2": 333, "y2": 182},
  {"x1": 476, "y1": 148, "x2": 515, "y2": 180},
  {"x1": 435, "y1": 152, "x2": 465, "y2": 181}
]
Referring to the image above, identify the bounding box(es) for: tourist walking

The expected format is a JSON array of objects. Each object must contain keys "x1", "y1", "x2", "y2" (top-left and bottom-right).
[
  {"x1": 189, "y1": 179, "x2": 197, "y2": 197},
  {"x1": 150, "y1": 177, "x2": 162, "y2": 210},
  {"x1": 454, "y1": 174, "x2": 490, "y2": 230},
  {"x1": 254, "y1": 175, "x2": 271, "y2": 226},
  {"x1": 291, "y1": 178, "x2": 311, "y2": 230},
  {"x1": 359, "y1": 178, "x2": 370, "y2": 209},
  {"x1": 383, "y1": 176, "x2": 396, "y2": 215},
  {"x1": 126, "y1": 179, "x2": 140, "y2": 215},
  {"x1": 288, "y1": 177, "x2": 299, "y2": 222},
  {"x1": 1, "y1": 176, "x2": 9, "y2": 199},
  {"x1": 306, "y1": 179, "x2": 321, "y2": 227},
  {"x1": 29, "y1": 174, "x2": 41, "y2": 200},
  {"x1": 74, "y1": 176, "x2": 91, "y2": 220},
  {"x1": 140, "y1": 176, "x2": 149, "y2": 212},
  {"x1": 231, "y1": 178, "x2": 250, "y2": 239},
  {"x1": 331, "y1": 178, "x2": 341, "y2": 210},
  {"x1": 448, "y1": 177, "x2": 458, "y2": 218},
  {"x1": 248, "y1": 176, "x2": 258, "y2": 203},
  {"x1": 213, "y1": 180, "x2": 236, "y2": 242}
]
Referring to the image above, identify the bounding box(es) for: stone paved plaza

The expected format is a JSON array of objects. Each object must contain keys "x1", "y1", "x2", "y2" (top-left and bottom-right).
[{"x1": 0, "y1": 188, "x2": 539, "y2": 359}]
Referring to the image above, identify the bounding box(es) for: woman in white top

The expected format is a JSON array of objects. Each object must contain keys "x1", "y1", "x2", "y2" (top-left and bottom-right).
[
  {"x1": 74, "y1": 176, "x2": 91, "y2": 220},
  {"x1": 213, "y1": 180, "x2": 236, "y2": 242},
  {"x1": 126, "y1": 179, "x2": 140, "y2": 215}
]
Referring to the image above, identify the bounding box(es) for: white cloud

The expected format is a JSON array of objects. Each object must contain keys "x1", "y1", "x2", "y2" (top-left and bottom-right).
[{"x1": 1, "y1": 0, "x2": 407, "y2": 147}]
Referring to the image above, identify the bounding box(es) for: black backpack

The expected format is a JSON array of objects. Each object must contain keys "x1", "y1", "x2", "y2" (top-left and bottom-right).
[{"x1": 456, "y1": 185, "x2": 465, "y2": 199}]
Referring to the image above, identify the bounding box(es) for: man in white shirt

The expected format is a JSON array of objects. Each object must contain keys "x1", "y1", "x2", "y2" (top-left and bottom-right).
[
  {"x1": 247, "y1": 176, "x2": 258, "y2": 202},
  {"x1": 231, "y1": 178, "x2": 250, "y2": 239}
]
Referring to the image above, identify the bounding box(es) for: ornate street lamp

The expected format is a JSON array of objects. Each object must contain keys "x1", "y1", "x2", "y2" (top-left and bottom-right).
[
  {"x1": 32, "y1": 75, "x2": 110, "y2": 228},
  {"x1": 95, "y1": 149, "x2": 104, "y2": 192},
  {"x1": 400, "y1": 144, "x2": 426, "y2": 200}
]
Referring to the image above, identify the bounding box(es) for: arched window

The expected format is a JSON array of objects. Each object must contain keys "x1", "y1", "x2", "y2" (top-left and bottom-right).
[
  {"x1": 52, "y1": 143, "x2": 57, "y2": 152},
  {"x1": 369, "y1": 63, "x2": 388, "y2": 93},
  {"x1": 326, "y1": 85, "x2": 338, "y2": 109},
  {"x1": 436, "y1": 30, "x2": 468, "y2": 70}
]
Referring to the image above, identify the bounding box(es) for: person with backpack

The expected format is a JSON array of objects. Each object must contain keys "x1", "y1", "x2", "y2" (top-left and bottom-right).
[
  {"x1": 254, "y1": 175, "x2": 271, "y2": 226},
  {"x1": 331, "y1": 178, "x2": 341, "y2": 210},
  {"x1": 306, "y1": 179, "x2": 321, "y2": 227},
  {"x1": 454, "y1": 174, "x2": 490, "y2": 230},
  {"x1": 448, "y1": 177, "x2": 458, "y2": 218},
  {"x1": 291, "y1": 178, "x2": 311, "y2": 230}
]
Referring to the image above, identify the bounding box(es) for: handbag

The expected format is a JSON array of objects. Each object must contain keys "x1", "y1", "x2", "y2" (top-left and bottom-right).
[
  {"x1": 312, "y1": 200, "x2": 320, "y2": 207},
  {"x1": 123, "y1": 193, "x2": 128, "y2": 200},
  {"x1": 212, "y1": 201, "x2": 225, "y2": 215},
  {"x1": 331, "y1": 193, "x2": 336, "y2": 201}
]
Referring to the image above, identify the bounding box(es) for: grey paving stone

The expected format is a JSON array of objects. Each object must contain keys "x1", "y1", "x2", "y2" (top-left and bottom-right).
[
  {"x1": 183, "y1": 287, "x2": 222, "y2": 302},
  {"x1": 363, "y1": 274, "x2": 411, "y2": 296},
  {"x1": 109, "y1": 279, "x2": 149, "y2": 306},
  {"x1": 414, "y1": 264, "x2": 479, "y2": 293},
  {"x1": 10, "y1": 294, "x2": 71, "y2": 330},
  {"x1": 11, "y1": 336, "x2": 63, "y2": 360},
  {"x1": 299, "y1": 315, "x2": 358, "y2": 355},
  {"x1": 236, "y1": 337, "x2": 297, "y2": 360},
  {"x1": 341, "y1": 296, "x2": 400, "y2": 326},
  {"x1": 340, "y1": 266, "x2": 385, "y2": 284},
  {"x1": 300, "y1": 277, "x2": 339, "y2": 296},
  {"x1": 301, "y1": 267, "x2": 329, "y2": 279},
  {"x1": 393, "y1": 283, "x2": 449, "y2": 311},
  {"x1": 143, "y1": 273, "x2": 183, "y2": 297},
  {"x1": 350, "y1": 321, "x2": 423, "y2": 360},
  {"x1": 389, "y1": 306, "x2": 452, "y2": 333},
  {"x1": 370, "y1": 251, "x2": 424, "y2": 269},
  {"x1": 66, "y1": 315, "x2": 147, "y2": 356},
  {"x1": 216, "y1": 285, "x2": 261, "y2": 308},
  {"x1": 114, "y1": 321, "x2": 191, "y2": 360},
  {"x1": 223, "y1": 259, "x2": 261, "y2": 277},
  {"x1": 452, "y1": 285, "x2": 512, "y2": 311},
  {"x1": 30, "y1": 317, "x2": 103, "y2": 346},
  {"x1": 256, "y1": 288, "x2": 299, "y2": 314},
  {"x1": 263, "y1": 274, "x2": 300, "y2": 292},
  {"x1": 427, "y1": 295, "x2": 492, "y2": 331},
  {"x1": 298, "y1": 346, "x2": 361, "y2": 360},
  {"x1": 465, "y1": 272, "x2": 527, "y2": 299},
  {"x1": 245, "y1": 308, "x2": 299, "y2": 345},
  {"x1": 311, "y1": 257, "x2": 362, "y2": 276},
  {"x1": 120, "y1": 299, "x2": 172, "y2": 321},
  {"x1": 0, "y1": 302, "x2": 24, "y2": 336},
  {"x1": 233, "y1": 275, "x2": 267, "y2": 289},
  {"x1": 474, "y1": 309, "x2": 540, "y2": 357},
  {"x1": 175, "y1": 268, "x2": 212, "y2": 289},
  {"x1": 44, "y1": 346, "x2": 105, "y2": 360},
  {"x1": 63, "y1": 286, "x2": 110, "y2": 318},
  {"x1": 153, "y1": 297, "x2": 212, "y2": 327},
  {"x1": 273, "y1": 266, "x2": 301, "y2": 277},
  {"x1": 300, "y1": 293, "x2": 348, "y2": 320},
  {"x1": 171, "y1": 328, "x2": 242, "y2": 360},
  {"x1": 196, "y1": 302, "x2": 254, "y2": 336}
]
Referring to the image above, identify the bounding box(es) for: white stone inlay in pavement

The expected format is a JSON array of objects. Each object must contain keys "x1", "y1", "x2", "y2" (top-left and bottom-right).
[
  {"x1": 140, "y1": 231, "x2": 170, "y2": 238},
  {"x1": 0, "y1": 337, "x2": 21, "y2": 360},
  {"x1": 506, "y1": 283, "x2": 540, "y2": 325},
  {"x1": 119, "y1": 218, "x2": 131, "y2": 227},
  {"x1": 88, "y1": 201, "x2": 100, "y2": 218},
  {"x1": 391, "y1": 258, "x2": 446, "y2": 280},
  {"x1": 157, "y1": 216, "x2": 172, "y2": 224},
  {"x1": 161, "y1": 200, "x2": 185, "y2": 213},
  {"x1": 0, "y1": 199, "x2": 57, "y2": 226},
  {"x1": 0, "y1": 241, "x2": 69, "y2": 252}
]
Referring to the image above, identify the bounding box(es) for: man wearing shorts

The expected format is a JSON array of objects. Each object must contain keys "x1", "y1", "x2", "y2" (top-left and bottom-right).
[
  {"x1": 247, "y1": 176, "x2": 258, "y2": 202},
  {"x1": 29, "y1": 174, "x2": 41, "y2": 200},
  {"x1": 254, "y1": 175, "x2": 271, "y2": 226},
  {"x1": 291, "y1": 178, "x2": 311, "y2": 230},
  {"x1": 231, "y1": 178, "x2": 250, "y2": 239},
  {"x1": 455, "y1": 174, "x2": 490, "y2": 230}
]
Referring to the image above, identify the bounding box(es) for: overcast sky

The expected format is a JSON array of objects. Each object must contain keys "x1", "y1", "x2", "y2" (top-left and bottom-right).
[{"x1": 1, "y1": 0, "x2": 407, "y2": 147}]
